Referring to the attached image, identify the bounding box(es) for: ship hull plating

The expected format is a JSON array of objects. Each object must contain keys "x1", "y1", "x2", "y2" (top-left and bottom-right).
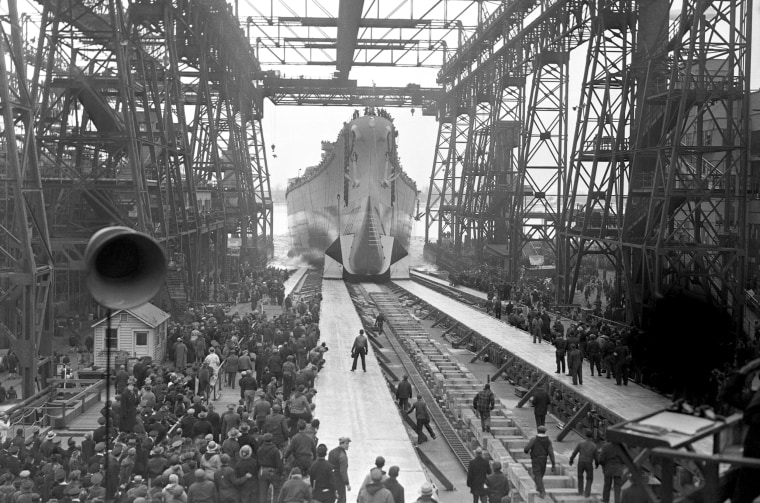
[{"x1": 286, "y1": 115, "x2": 416, "y2": 280}]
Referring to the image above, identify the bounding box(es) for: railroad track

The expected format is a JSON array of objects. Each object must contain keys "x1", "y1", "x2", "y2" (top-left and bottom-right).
[{"x1": 369, "y1": 289, "x2": 474, "y2": 471}]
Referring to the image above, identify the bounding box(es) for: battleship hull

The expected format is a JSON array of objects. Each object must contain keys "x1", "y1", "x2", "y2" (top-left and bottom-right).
[{"x1": 286, "y1": 115, "x2": 417, "y2": 280}]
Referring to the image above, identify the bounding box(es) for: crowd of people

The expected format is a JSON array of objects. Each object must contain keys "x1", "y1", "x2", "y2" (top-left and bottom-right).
[{"x1": 0, "y1": 267, "x2": 416, "y2": 503}]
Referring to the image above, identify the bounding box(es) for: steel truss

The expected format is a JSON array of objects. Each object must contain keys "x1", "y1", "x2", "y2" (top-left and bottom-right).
[
  {"x1": 427, "y1": 0, "x2": 751, "y2": 330},
  {"x1": 429, "y1": 0, "x2": 593, "y2": 276},
  {"x1": 242, "y1": 0, "x2": 496, "y2": 68},
  {"x1": 560, "y1": 0, "x2": 636, "y2": 304},
  {"x1": 0, "y1": 1, "x2": 54, "y2": 398},
  {"x1": 31, "y1": 0, "x2": 272, "y2": 315},
  {"x1": 622, "y1": 0, "x2": 751, "y2": 328}
]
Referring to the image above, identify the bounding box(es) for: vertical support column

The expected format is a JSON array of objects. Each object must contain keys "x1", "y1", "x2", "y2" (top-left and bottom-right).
[
  {"x1": 518, "y1": 47, "x2": 569, "y2": 297},
  {"x1": 560, "y1": 0, "x2": 636, "y2": 305}
]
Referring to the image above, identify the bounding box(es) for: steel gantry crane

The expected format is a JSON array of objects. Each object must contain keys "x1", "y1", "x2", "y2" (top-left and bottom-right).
[
  {"x1": 0, "y1": 1, "x2": 55, "y2": 398},
  {"x1": 29, "y1": 0, "x2": 272, "y2": 316},
  {"x1": 425, "y1": 0, "x2": 752, "y2": 333}
]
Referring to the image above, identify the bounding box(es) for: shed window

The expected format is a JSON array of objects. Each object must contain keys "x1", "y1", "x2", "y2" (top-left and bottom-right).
[
  {"x1": 120, "y1": 313, "x2": 128, "y2": 322},
  {"x1": 106, "y1": 328, "x2": 118, "y2": 349},
  {"x1": 135, "y1": 332, "x2": 148, "y2": 346}
]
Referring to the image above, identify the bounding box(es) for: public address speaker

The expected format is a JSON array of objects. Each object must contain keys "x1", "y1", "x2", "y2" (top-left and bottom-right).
[{"x1": 85, "y1": 226, "x2": 167, "y2": 310}]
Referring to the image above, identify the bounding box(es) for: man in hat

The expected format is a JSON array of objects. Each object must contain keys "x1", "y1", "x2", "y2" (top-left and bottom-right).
[
  {"x1": 180, "y1": 409, "x2": 198, "y2": 438},
  {"x1": 40, "y1": 431, "x2": 58, "y2": 458},
  {"x1": 598, "y1": 433, "x2": 625, "y2": 503},
  {"x1": 252, "y1": 391, "x2": 272, "y2": 433},
  {"x1": 569, "y1": 429, "x2": 599, "y2": 498},
  {"x1": 221, "y1": 403, "x2": 241, "y2": 440},
  {"x1": 524, "y1": 425, "x2": 556, "y2": 499},
  {"x1": 193, "y1": 410, "x2": 214, "y2": 440},
  {"x1": 257, "y1": 432, "x2": 284, "y2": 503},
  {"x1": 328, "y1": 437, "x2": 351, "y2": 503},
  {"x1": 188, "y1": 469, "x2": 216, "y2": 503},
  {"x1": 279, "y1": 467, "x2": 313, "y2": 502},
  {"x1": 383, "y1": 466, "x2": 404, "y2": 503},
  {"x1": 310, "y1": 444, "x2": 336, "y2": 503},
  {"x1": 486, "y1": 461, "x2": 510, "y2": 503},
  {"x1": 350, "y1": 329, "x2": 369, "y2": 372},
  {"x1": 222, "y1": 428, "x2": 242, "y2": 463},
  {"x1": 586, "y1": 334, "x2": 602, "y2": 376},
  {"x1": 395, "y1": 375, "x2": 413, "y2": 411},
  {"x1": 415, "y1": 482, "x2": 436, "y2": 502},
  {"x1": 263, "y1": 404, "x2": 289, "y2": 449},
  {"x1": 81, "y1": 432, "x2": 95, "y2": 463},
  {"x1": 120, "y1": 382, "x2": 139, "y2": 433},
  {"x1": 88, "y1": 473, "x2": 106, "y2": 501},
  {"x1": 201, "y1": 441, "x2": 222, "y2": 479},
  {"x1": 282, "y1": 355, "x2": 297, "y2": 399},
  {"x1": 358, "y1": 456, "x2": 389, "y2": 495},
  {"x1": 147, "y1": 446, "x2": 169, "y2": 478},
  {"x1": 235, "y1": 445, "x2": 257, "y2": 503},
  {"x1": 357, "y1": 467, "x2": 392, "y2": 503},
  {"x1": 119, "y1": 447, "x2": 136, "y2": 486},
  {"x1": 467, "y1": 447, "x2": 491, "y2": 503},
  {"x1": 175, "y1": 338, "x2": 188, "y2": 371},
  {"x1": 4, "y1": 446, "x2": 21, "y2": 476},
  {"x1": 407, "y1": 395, "x2": 435, "y2": 444},
  {"x1": 125, "y1": 475, "x2": 148, "y2": 501},
  {"x1": 472, "y1": 384, "x2": 495, "y2": 433},
  {"x1": 284, "y1": 420, "x2": 316, "y2": 474},
  {"x1": 532, "y1": 385, "x2": 551, "y2": 428},
  {"x1": 240, "y1": 371, "x2": 258, "y2": 411}
]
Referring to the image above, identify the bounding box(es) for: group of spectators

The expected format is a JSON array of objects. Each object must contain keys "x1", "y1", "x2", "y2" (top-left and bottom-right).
[{"x1": 0, "y1": 268, "x2": 379, "y2": 503}]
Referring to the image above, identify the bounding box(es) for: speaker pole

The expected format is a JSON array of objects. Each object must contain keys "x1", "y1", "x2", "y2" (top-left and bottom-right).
[{"x1": 105, "y1": 308, "x2": 113, "y2": 501}]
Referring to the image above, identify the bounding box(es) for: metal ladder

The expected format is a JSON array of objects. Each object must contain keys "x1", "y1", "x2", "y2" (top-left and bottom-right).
[{"x1": 370, "y1": 291, "x2": 474, "y2": 471}]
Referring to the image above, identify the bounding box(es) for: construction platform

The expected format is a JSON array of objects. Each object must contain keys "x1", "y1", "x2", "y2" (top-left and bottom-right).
[
  {"x1": 317, "y1": 280, "x2": 430, "y2": 496},
  {"x1": 393, "y1": 279, "x2": 672, "y2": 423}
]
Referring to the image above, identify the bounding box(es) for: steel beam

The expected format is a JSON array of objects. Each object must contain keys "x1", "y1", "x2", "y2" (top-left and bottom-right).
[{"x1": 336, "y1": 0, "x2": 365, "y2": 78}]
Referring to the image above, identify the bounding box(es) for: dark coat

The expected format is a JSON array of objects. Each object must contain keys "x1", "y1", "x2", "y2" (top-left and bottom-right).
[
  {"x1": 532, "y1": 389, "x2": 551, "y2": 416},
  {"x1": 120, "y1": 389, "x2": 139, "y2": 433},
  {"x1": 396, "y1": 379, "x2": 413, "y2": 400},
  {"x1": 466, "y1": 455, "x2": 491, "y2": 495}
]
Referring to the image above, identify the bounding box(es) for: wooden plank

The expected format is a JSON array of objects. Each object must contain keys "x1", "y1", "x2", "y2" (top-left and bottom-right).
[
  {"x1": 422, "y1": 309, "x2": 438, "y2": 320},
  {"x1": 557, "y1": 401, "x2": 591, "y2": 441},
  {"x1": 453, "y1": 330, "x2": 474, "y2": 349},
  {"x1": 431, "y1": 314, "x2": 448, "y2": 327},
  {"x1": 441, "y1": 321, "x2": 460, "y2": 337},
  {"x1": 516, "y1": 375, "x2": 547, "y2": 409},
  {"x1": 491, "y1": 356, "x2": 514, "y2": 381},
  {"x1": 469, "y1": 342, "x2": 493, "y2": 363},
  {"x1": 415, "y1": 445, "x2": 456, "y2": 491}
]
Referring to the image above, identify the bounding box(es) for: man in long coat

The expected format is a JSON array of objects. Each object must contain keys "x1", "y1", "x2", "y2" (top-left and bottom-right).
[
  {"x1": 120, "y1": 383, "x2": 139, "y2": 433},
  {"x1": 467, "y1": 447, "x2": 491, "y2": 502},
  {"x1": 175, "y1": 338, "x2": 188, "y2": 371}
]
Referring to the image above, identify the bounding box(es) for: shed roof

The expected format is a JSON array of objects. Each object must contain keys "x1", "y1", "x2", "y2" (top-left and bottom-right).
[{"x1": 91, "y1": 302, "x2": 170, "y2": 329}]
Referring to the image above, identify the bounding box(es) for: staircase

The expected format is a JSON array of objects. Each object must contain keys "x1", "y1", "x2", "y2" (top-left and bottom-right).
[
  {"x1": 371, "y1": 291, "x2": 474, "y2": 469},
  {"x1": 166, "y1": 269, "x2": 188, "y2": 309}
]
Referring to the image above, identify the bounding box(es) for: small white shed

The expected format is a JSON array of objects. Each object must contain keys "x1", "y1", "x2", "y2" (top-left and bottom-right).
[{"x1": 92, "y1": 303, "x2": 171, "y2": 368}]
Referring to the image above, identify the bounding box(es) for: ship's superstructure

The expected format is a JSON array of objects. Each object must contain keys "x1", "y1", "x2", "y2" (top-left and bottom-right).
[{"x1": 286, "y1": 113, "x2": 417, "y2": 280}]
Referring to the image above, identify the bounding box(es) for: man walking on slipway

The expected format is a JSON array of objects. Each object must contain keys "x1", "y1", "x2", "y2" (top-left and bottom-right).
[
  {"x1": 351, "y1": 329, "x2": 369, "y2": 372},
  {"x1": 473, "y1": 384, "x2": 495, "y2": 433}
]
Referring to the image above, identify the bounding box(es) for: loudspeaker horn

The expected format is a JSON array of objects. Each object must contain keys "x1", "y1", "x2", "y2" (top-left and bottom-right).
[{"x1": 85, "y1": 226, "x2": 167, "y2": 310}]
